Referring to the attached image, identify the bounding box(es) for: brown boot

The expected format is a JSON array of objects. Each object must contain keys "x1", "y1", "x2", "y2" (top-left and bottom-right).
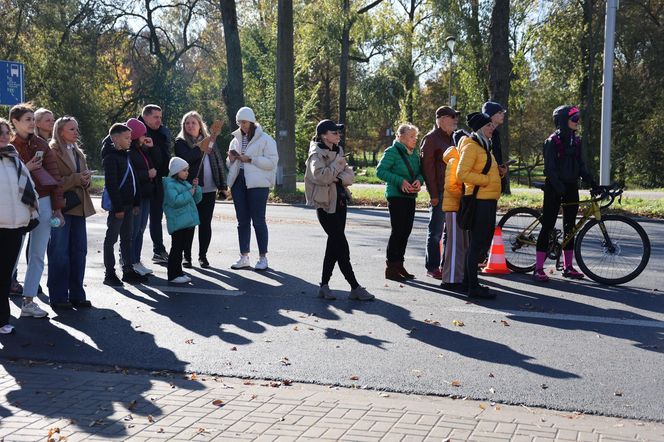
[
  {"x1": 385, "y1": 261, "x2": 405, "y2": 281},
  {"x1": 397, "y1": 262, "x2": 415, "y2": 280}
]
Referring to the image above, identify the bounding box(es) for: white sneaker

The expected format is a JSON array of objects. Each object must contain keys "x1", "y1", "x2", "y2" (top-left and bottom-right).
[
  {"x1": 20, "y1": 301, "x2": 49, "y2": 318},
  {"x1": 0, "y1": 324, "x2": 15, "y2": 334},
  {"x1": 181, "y1": 274, "x2": 191, "y2": 283},
  {"x1": 133, "y1": 262, "x2": 154, "y2": 276},
  {"x1": 169, "y1": 276, "x2": 190, "y2": 284},
  {"x1": 231, "y1": 255, "x2": 251, "y2": 269},
  {"x1": 254, "y1": 256, "x2": 268, "y2": 271}
]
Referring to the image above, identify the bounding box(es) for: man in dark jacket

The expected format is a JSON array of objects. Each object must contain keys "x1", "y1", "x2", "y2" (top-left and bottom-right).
[
  {"x1": 481, "y1": 101, "x2": 505, "y2": 165},
  {"x1": 139, "y1": 105, "x2": 172, "y2": 264},
  {"x1": 420, "y1": 106, "x2": 458, "y2": 279},
  {"x1": 102, "y1": 123, "x2": 146, "y2": 286}
]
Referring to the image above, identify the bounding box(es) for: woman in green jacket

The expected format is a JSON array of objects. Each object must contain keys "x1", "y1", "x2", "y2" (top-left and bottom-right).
[{"x1": 376, "y1": 123, "x2": 423, "y2": 281}]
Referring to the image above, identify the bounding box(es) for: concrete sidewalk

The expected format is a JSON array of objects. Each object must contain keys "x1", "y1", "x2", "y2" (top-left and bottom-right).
[{"x1": 0, "y1": 361, "x2": 662, "y2": 441}]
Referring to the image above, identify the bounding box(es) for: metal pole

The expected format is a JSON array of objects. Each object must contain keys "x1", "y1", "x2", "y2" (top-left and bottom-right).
[
  {"x1": 599, "y1": 0, "x2": 618, "y2": 185},
  {"x1": 448, "y1": 57, "x2": 453, "y2": 106}
]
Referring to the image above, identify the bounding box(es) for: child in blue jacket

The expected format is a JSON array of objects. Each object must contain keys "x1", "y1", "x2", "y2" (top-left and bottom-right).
[{"x1": 163, "y1": 157, "x2": 202, "y2": 283}]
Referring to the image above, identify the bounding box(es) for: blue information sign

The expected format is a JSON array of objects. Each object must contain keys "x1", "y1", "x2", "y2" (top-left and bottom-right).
[{"x1": 0, "y1": 60, "x2": 25, "y2": 106}]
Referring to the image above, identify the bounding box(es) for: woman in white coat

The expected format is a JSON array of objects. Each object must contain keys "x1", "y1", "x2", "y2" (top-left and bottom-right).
[{"x1": 226, "y1": 107, "x2": 278, "y2": 271}]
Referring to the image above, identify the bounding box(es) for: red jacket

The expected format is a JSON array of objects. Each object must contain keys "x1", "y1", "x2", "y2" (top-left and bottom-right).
[
  {"x1": 11, "y1": 134, "x2": 65, "y2": 210},
  {"x1": 419, "y1": 126, "x2": 452, "y2": 200}
]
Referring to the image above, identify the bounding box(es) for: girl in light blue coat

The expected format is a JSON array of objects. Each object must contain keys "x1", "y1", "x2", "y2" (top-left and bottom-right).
[{"x1": 163, "y1": 157, "x2": 202, "y2": 283}]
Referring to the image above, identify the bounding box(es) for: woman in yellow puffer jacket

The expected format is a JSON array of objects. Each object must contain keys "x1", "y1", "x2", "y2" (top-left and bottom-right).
[
  {"x1": 440, "y1": 131, "x2": 469, "y2": 290},
  {"x1": 456, "y1": 112, "x2": 505, "y2": 299}
]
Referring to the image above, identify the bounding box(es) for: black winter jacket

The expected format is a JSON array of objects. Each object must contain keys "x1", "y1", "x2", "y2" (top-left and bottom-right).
[
  {"x1": 129, "y1": 141, "x2": 156, "y2": 199},
  {"x1": 139, "y1": 117, "x2": 172, "y2": 180},
  {"x1": 103, "y1": 146, "x2": 140, "y2": 211}
]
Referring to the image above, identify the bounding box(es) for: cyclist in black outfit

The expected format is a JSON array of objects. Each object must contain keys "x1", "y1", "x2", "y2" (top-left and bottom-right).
[{"x1": 534, "y1": 105, "x2": 596, "y2": 282}]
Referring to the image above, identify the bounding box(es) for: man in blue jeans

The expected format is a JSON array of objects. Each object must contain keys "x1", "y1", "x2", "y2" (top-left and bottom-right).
[{"x1": 420, "y1": 106, "x2": 459, "y2": 279}]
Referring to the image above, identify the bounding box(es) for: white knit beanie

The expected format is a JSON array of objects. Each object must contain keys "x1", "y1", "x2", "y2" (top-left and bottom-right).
[
  {"x1": 169, "y1": 157, "x2": 189, "y2": 177},
  {"x1": 236, "y1": 106, "x2": 256, "y2": 124}
]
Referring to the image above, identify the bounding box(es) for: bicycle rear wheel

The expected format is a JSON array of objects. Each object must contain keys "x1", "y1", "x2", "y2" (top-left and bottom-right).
[
  {"x1": 575, "y1": 215, "x2": 651, "y2": 285},
  {"x1": 498, "y1": 207, "x2": 541, "y2": 273}
]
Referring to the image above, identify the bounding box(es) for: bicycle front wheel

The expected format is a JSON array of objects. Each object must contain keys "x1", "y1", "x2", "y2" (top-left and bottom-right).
[
  {"x1": 575, "y1": 215, "x2": 651, "y2": 285},
  {"x1": 498, "y1": 207, "x2": 542, "y2": 273}
]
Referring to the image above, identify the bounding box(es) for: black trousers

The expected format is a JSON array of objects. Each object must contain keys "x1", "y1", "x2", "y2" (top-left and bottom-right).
[
  {"x1": 169, "y1": 227, "x2": 195, "y2": 280},
  {"x1": 317, "y1": 204, "x2": 359, "y2": 289},
  {"x1": 464, "y1": 199, "x2": 497, "y2": 288},
  {"x1": 185, "y1": 191, "x2": 216, "y2": 260},
  {"x1": 149, "y1": 186, "x2": 167, "y2": 254},
  {"x1": 536, "y1": 182, "x2": 579, "y2": 252},
  {"x1": 1, "y1": 228, "x2": 24, "y2": 327},
  {"x1": 386, "y1": 197, "x2": 416, "y2": 263},
  {"x1": 104, "y1": 206, "x2": 134, "y2": 274}
]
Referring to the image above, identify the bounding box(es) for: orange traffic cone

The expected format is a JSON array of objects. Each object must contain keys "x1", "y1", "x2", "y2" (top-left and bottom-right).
[{"x1": 483, "y1": 226, "x2": 511, "y2": 275}]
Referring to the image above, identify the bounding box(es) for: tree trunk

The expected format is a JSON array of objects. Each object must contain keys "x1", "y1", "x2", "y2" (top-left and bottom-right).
[
  {"x1": 275, "y1": 0, "x2": 296, "y2": 192},
  {"x1": 219, "y1": 0, "x2": 245, "y2": 131},
  {"x1": 489, "y1": 0, "x2": 512, "y2": 193},
  {"x1": 579, "y1": 0, "x2": 597, "y2": 170},
  {"x1": 339, "y1": 0, "x2": 351, "y2": 146}
]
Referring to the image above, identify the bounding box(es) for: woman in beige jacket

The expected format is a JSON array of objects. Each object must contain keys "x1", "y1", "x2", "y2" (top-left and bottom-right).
[
  {"x1": 304, "y1": 119, "x2": 373, "y2": 301},
  {"x1": 47, "y1": 116, "x2": 96, "y2": 309}
]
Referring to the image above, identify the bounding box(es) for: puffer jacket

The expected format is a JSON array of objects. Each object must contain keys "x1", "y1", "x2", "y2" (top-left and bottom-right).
[
  {"x1": 456, "y1": 135, "x2": 501, "y2": 201},
  {"x1": 376, "y1": 140, "x2": 424, "y2": 200},
  {"x1": 226, "y1": 125, "x2": 279, "y2": 189},
  {"x1": 304, "y1": 141, "x2": 354, "y2": 214},
  {"x1": 0, "y1": 156, "x2": 33, "y2": 229},
  {"x1": 11, "y1": 134, "x2": 65, "y2": 209},
  {"x1": 442, "y1": 145, "x2": 463, "y2": 212},
  {"x1": 162, "y1": 176, "x2": 202, "y2": 234}
]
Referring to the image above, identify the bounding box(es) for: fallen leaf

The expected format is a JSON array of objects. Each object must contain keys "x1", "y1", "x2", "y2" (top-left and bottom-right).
[
  {"x1": 451, "y1": 380, "x2": 461, "y2": 387},
  {"x1": 250, "y1": 394, "x2": 258, "y2": 400},
  {"x1": 127, "y1": 400, "x2": 137, "y2": 410},
  {"x1": 479, "y1": 403, "x2": 487, "y2": 410},
  {"x1": 157, "y1": 428, "x2": 164, "y2": 433},
  {"x1": 452, "y1": 320, "x2": 465, "y2": 327},
  {"x1": 230, "y1": 346, "x2": 237, "y2": 351},
  {"x1": 190, "y1": 373, "x2": 197, "y2": 381},
  {"x1": 184, "y1": 339, "x2": 194, "y2": 344},
  {"x1": 614, "y1": 390, "x2": 623, "y2": 397},
  {"x1": 293, "y1": 326, "x2": 299, "y2": 331},
  {"x1": 282, "y1": 380, "x2": 293, "y2": 386},
  {"x1": 269, "y1": 382, "x2": 281, "y2": 388},
  {"x1": 541, "y1": 384, "x2": 549, "y2": 390},
  {"x1": 147, "y1": 415, "x2": 154, "y2": 423},
  {"x1": 424, "y1": 319, "x2": 441, "y2": 326},
  {"x1": 350, "y1": 375, "x2": 359, "y2": 381},
  {"x1": 489, "y1": 388, "x2": 496, "y2": 394},
  {"x1": 500, "y1": 320, "x2": 510, "y2": 327},
  {"x1": 212, "y1": 399, "x2": 224, "y2": 406},
  {"x1": 489, "y1": 373, "x2": 495, "y2": 378},
  {"x1": 243, "y1": 380, "x2": 254, "y2": 385}
]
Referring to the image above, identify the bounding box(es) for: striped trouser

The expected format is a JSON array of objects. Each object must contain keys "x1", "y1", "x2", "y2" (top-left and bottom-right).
[{"x1": 441, "y1": 211, "x2": 469, "y2": 284}]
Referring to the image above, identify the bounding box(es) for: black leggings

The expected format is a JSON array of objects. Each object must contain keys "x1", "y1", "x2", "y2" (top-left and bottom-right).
[
  {"x1": 185, "y1": 191, "x2": 216, "y2": 260},
  {"x1": 386, "y1": 197, "x2": 416, "y2": 262},
  {"x1": 316, "y1": 204, "x2": 359, "y2": 289},
  {"x1": 536, "y1": 182, "x2": 579, "y2": 252},
  {"x1": 464, "y1": 199, "x2": 497, "y2": 288}
]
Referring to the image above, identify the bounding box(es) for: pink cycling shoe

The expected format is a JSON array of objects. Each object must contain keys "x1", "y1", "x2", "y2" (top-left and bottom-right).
[
  {"x1": 563, "y1": 267, "x2": 584, "y2": 279},
  {"x1": 533, "y1": 269, "x2": 550, "y2": 282}
]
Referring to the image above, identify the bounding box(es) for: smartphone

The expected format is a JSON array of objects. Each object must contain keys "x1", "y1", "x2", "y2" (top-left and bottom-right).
[
  {"x1": 501, "y1": 159, "x2": 517, "y2": 167},
  {"x1": 35, "y1": 151, "x2": 44, "y2": 160}
]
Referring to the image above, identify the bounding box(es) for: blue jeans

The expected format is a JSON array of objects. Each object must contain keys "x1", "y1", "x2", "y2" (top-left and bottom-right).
[
  {"x1": 425, "y1": 197, "x2": 445, "y2": 271},
  {"x1": 24, "y1": 196, "x2": 52, "y2": 297},
  {"x1": 47, "y1": 214, "x2": 87, "y2": 302},
  {"x1": 132, "y1": 198, "x2": 150, "y2": 264},
  {"x1": 231, "y1": 170, "x2": 270, "y2": 254}
]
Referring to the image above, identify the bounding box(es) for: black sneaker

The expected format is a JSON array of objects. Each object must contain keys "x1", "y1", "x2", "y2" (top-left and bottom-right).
[
  {"x1": 152, "y1": 251, "x2": 169, "y2": 264},
  {"x1": 183, "y1": 257, "x2": 193, "y2": 268},
  {"x1": 440, "y1": 282, "x2": 466, "y2": 293},
  {"x1": 50, "y1": 301, "x2": 74, "y2": 309},
  {"x1": 467, "y1": 284, "x2": 496, "y2": 299},
  {"x1": 122, "y1": 268, "x2": 149, "y2": 284},
  {"x1": 103, "y1": 272, "x2": 124, "y2": 287},
  {"x1": 71, "y1": 300, "x2": 93, "y2": 308},
  {"x1": 199, "y1": 256, "x2": 210, "y2": 268}
]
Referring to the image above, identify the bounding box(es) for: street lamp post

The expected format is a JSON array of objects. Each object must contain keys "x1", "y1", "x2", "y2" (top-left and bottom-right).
[{"x1": 446, "y1": 36, "x2": 456, "y2": 107}]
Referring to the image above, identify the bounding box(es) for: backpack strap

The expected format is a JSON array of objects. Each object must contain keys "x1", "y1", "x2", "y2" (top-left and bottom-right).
[{"x1": 395, "y1": 145, "x2": 416, "y2": 182}]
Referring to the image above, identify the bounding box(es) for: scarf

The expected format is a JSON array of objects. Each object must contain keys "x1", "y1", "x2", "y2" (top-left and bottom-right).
[
  {"x1": 472, "y1": 131, "x2": 492, "y2": 152},
  {"x1": 0, "y1": 145, "x2": 39, "y2": 216}
]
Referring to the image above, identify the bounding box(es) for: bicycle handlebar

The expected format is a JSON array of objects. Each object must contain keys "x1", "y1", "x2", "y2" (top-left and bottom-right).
[{"x1": 590, "y1": 183, "x2": 623, "y2": 208}]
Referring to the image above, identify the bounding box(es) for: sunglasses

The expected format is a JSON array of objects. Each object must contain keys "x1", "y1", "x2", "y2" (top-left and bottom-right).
[{"x1": 569, "y1": 114, "x2": 580, "y2": 123}]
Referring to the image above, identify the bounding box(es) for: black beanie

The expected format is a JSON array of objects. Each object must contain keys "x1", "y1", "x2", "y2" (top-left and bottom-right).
[{"x1": 467, "y1": 112, "x2": 491, "y2": 132}]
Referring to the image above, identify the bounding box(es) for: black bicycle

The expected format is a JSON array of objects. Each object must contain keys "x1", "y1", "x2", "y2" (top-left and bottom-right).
[{"x1": 497, "y1": 183, "x2": 650, "y2": 285}]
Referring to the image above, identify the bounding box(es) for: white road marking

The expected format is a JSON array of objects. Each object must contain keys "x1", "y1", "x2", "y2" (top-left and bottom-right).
[
  {"x1": 139, "y1": 286, "x2": 244, "y2": 297},
  {"x1": 447, "y1": 306, "x2": 664, "y2": 329}
]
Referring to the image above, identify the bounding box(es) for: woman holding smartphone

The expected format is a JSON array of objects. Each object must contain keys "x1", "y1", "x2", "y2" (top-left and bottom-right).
[{"x1": 46, "y1": 116, "x2": 96, "y2": 308}]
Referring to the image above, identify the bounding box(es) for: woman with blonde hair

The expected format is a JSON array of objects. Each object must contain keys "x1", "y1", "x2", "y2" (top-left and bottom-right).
[
  {"x1": 174, "y1": 111, "x2": 226, "y2": 268},
  {"x1": 376, "y1": 123, "x2": 423, "y2": 281},
  {"x1": 47, "y1": 116, "x2": 96, "y2": 308},
  {"x1": 34, "y1": 108, "x2": 55, "y2": 141}
]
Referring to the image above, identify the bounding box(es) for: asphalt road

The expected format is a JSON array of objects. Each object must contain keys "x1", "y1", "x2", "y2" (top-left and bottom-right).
[{"x1": 1, "y1": 201, "x2": 663, "y2": 421}]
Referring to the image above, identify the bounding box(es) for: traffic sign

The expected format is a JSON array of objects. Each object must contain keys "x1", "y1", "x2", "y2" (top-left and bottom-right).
[{"x1": 0, "y1": 60, "x2": 25, "y2": 106}]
